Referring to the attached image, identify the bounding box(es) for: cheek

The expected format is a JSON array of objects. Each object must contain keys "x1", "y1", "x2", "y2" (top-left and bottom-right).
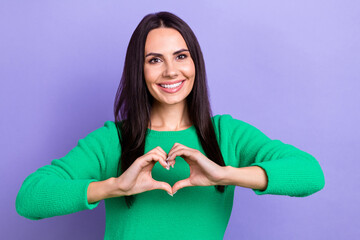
[
  {"x1": 182, "y1": 62, "x2": 196, "y2": 77},
  {"x1": 144, "y1": 66, "x2": 157, "y2": 82}
]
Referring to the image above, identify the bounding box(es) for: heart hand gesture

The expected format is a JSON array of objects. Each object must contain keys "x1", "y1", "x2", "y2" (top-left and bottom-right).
[{"x1": 167, "y1": 143, "x2": 226, "y2": 194}]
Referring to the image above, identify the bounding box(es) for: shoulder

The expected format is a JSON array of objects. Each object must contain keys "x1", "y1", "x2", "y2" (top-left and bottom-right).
[
  {"x1": 103, "y1": 120, "x2": 118, "y2": 131},
  {"x1": 211, "y1": 113, "x2": 249, "y2": 129},
  {"x1": 211, "y1": 113, "x2": 267, "y2": 138},
  {"x1": 88, "y1": 120, "x2": 118, "y2": 135},
  {"x1": 83, "y1": 120, "x2": 119, "y2": 145},
  {"x1": 103, "y1": 120, "x2": 120, "y2": 139}
]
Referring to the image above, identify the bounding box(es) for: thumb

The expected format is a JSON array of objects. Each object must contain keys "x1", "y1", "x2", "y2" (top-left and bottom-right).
[
  {"x1": 172, "y1": 178, "x2": 192, "y2": 194},
  {"x1": 152, "y1": 180, "x2": 173, "y2": 195}
]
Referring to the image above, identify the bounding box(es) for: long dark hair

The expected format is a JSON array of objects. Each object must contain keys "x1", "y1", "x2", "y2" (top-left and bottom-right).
[{"x1": 114, "y1": 11, "x2": 227, "y2": 209}]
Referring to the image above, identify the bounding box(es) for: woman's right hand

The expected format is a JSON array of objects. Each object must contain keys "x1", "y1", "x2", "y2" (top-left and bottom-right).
[{"x1": 113, "y1": 146, "x2": 173, "y2": 196}]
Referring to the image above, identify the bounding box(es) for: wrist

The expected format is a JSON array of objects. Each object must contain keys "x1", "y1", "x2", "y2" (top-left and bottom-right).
[
  {"x1": 215, "y1": 166, "x2": 233, "y2": 185},
  {"x1": 106, "y1": 177, "x2": 127, "y2": 198}
]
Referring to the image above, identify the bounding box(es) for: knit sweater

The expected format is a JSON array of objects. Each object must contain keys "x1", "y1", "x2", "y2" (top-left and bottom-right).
[{"x1": 15, "y1": 114, "x2": 325, "y2": 239}]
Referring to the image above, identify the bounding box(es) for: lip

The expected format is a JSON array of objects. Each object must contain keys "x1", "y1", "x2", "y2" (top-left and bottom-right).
[{"x1": 157, "y1": 79, "x2": 185, "y2": 93}]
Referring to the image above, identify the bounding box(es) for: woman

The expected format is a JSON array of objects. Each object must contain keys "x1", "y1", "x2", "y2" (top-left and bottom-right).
[{"x1": 16, "y1": 11, "x2": 325, "y2": 239}]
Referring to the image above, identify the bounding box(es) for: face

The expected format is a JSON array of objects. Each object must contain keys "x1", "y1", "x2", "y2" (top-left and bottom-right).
[{"x1": 144, "y1": 27, "x2": 196, "y2": 106}]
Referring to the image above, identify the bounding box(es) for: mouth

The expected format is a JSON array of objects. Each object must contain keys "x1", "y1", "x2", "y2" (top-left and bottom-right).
[
  {"x1": 157, "y1": 79, "x2": 186, "y2": 93},
  {"x1": 157, "y1": 79, "x2": 185, "y2": 86}
]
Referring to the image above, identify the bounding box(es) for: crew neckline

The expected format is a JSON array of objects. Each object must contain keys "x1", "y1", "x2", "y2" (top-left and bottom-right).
[{"x1": 146, "y1": 125, "x2": 196, "y2": 137}]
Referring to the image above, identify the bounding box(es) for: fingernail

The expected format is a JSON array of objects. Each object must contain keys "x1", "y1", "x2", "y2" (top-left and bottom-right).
[
  {"x1": 173, "y1": 191, "x2": 177, "y2": 195},
  {"x1": 166, "y1": 165, "x2": 170, "y2": 170},
  {"x1": 167, "y1": 192, "x2": 173, "y2": 197},
  {"x1": 166, "y1": 156, "x2": 169, "y2": 161}
]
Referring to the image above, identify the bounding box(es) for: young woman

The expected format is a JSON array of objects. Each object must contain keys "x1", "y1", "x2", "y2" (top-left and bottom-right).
[{"x1": 16, "y1": 11, "x2": 325, "y2": 240}]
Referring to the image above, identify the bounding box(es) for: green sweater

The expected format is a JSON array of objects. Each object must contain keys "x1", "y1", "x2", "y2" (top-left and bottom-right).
[{"x1": 15, "y1": 114, "x2": 325, "y2": 239}]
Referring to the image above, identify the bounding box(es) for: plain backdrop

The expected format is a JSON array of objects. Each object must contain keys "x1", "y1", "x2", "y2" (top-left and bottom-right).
[{"x1": 1, "y1": 0, "x2": 359, "y2": 239}]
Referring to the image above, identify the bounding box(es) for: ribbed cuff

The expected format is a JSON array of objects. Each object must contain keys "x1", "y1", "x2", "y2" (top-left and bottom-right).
[
  {"x1": 249, "y1": 164, "x2": 271, "y2": 195},
  {"x1": 84, "y1": 179, "x2": 101, "y2": 209}
]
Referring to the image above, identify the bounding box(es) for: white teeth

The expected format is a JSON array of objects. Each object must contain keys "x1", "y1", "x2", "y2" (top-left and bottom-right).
[{"x1": 160, "y1": 81, "x2": 183, "y2": 88}]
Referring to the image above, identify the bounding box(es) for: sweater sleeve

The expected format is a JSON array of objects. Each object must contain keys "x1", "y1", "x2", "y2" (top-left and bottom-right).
[
  {"x1": 224, "y1": 114, "x2": 325, "y2": 197},
  {"x1": 15, "y1": 121, "x2": 115, "y2": 220}
]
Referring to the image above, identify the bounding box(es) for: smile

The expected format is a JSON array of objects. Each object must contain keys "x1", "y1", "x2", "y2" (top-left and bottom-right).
[{"x1": 157, "y1": 80, "x2": 185, "y2": 93}]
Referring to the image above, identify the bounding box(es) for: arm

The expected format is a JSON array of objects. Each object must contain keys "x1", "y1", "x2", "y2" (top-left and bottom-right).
[
  {"x1": 220, "y1": 165, "x2": 268, "y2": 191},
  {"x1": 87, "y1": 177, "x2": 127, "y2": 204},
  {"x1": 87, "y1": 178, "x2": 113, "y2": 204},
  {"x1": 15, "y1": 121, "x2": 116, "y2": 220},
  {"x1": 221, "y1": 114, "x2": 325, "y2": 197}
]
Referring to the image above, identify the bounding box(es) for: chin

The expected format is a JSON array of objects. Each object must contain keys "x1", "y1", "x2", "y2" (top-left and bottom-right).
[{"x1": 157, "y1": 97, "x2": 187, "y2": 105}]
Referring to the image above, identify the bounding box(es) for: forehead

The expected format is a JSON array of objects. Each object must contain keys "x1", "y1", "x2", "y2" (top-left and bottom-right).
[{"x1": 144, "y1": 28, "x2": 187, "y2": 53}]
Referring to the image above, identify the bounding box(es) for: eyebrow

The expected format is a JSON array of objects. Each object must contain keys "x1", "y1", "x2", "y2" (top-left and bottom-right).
[{"x1": 145, "y1": 48, "x2": 189, "y2": 58}]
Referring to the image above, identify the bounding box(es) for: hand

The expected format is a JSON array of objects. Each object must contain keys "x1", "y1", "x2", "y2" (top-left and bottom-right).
[
  {"x1": 114, "y1": 146, "x2": 173, "y2": 196},
  {"x1": 167, "y1": 143, "x2": 226, "y2": 194}
]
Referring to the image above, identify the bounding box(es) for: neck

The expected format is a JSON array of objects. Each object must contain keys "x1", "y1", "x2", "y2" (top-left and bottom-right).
[{"x1": 149, "y1": 100, "x2": 192, "y2": 131}]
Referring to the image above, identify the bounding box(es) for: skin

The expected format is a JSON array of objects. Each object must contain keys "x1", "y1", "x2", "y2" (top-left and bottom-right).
[{"x1": 144, "y1": 27, "x2": 195, "y2": 131}]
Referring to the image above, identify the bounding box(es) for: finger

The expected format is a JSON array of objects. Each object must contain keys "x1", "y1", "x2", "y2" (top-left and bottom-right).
[
  {"x1": 153, "y1": 153, "x2": 169, "y2": 169},
  {"x1": 153, "y1": 152, "x2": 169, "y2": 168},
  {"x1": 151, "y1": 147, "x2": 169, "y2": 168},
  {"x1": 164, "y1": 158, "x2": 175, "y2": 168},
  {"x1": 166, "y1": 155, "x2": 176, "y2": 167},
  {"x1": 154, "y1": 146, "x2": 168, "y2": 161},
  {"x1": 167, "y1": 143, "x2": 182, "y2": 159},
  {"x1": 167, "y1": 144, "x2": 185, "y2": 161},
  {"x1": 164, "y1": 144, "x2": 180, "y2": 167},
  {"x1": 170, "y1": 161, "x2": 175, "y2": 168},
  {"x1": 168, "y1": 148, "x2": 192, "y2": 162},
  {"x1": 172, "y1": 178, "x2": 192, "y2": 194},
  {"x1": 156, "y1": 147, "x2": 170, "y2": 169},
  {"x1": 151, "y1": 180, "x2": 173, "y2": 195},
  {"x1": 143, "y1": 152, "x2": 168, "y2": 169}
]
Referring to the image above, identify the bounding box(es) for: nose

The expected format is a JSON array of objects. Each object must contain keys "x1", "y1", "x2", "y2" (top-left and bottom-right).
[{"x1": 162, "y1": 61, "x2": 178, "y2": 78}]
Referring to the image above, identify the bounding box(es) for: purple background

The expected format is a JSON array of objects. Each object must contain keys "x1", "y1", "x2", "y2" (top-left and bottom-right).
[{"x1": 1, "y1": 0, "x2": 359, "y2": 239}]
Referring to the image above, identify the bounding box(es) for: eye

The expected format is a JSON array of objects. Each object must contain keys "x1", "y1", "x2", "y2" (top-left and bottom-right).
[
  {"x1": 177, "y1": 54, "x2": 187, "y2": 60},
  {"x1": 149, "y1": 57, "x2": 161, "y2": 64}
]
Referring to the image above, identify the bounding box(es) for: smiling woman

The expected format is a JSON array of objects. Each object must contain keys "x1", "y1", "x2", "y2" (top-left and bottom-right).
[
  {"x1": 15, "y1": 11, "x2": 325, "y2": 240},
  {"x1": 113, "y1": 11, "x2": 229, "y2": 209}
]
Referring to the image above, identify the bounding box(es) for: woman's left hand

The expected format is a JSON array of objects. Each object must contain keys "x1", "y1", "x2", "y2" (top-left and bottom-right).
[{"x1": 166, "y1": 143, "x2": 227, "y2": 194}]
